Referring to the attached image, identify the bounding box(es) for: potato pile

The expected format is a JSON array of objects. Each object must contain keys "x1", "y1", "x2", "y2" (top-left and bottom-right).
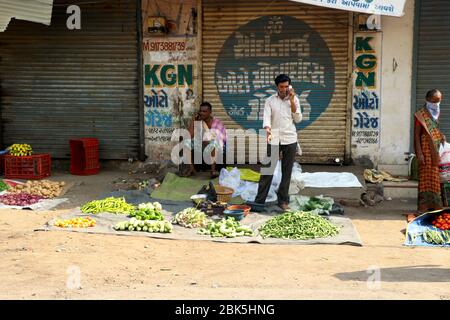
[{"x1": 8, "y1": 180, "x2": 66, "y2": 198}]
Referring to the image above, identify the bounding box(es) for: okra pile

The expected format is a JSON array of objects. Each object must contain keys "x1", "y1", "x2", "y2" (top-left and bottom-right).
[
  {"x1": 198, "y1": 217, "x2": 253, "y2": 238},
  {"x1": 259, "y1": 211, "x2": 340, "y2": 240},
  {"x1": 81, "y1": 197, "x2": 135, "y2": 214}
]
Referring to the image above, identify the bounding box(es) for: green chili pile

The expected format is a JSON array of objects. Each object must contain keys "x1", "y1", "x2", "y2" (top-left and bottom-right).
[
  {"x1": 81, "y1": 197, "x2": 135, "y2": 214},
  {"x1": 259, "y1": 211, "x2": 340, "y2": 240}
]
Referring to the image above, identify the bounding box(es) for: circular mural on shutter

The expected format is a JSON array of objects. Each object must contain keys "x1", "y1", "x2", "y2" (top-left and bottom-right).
[{"x1": 215, "y1": 15, "x2": 335, "y2": 130}]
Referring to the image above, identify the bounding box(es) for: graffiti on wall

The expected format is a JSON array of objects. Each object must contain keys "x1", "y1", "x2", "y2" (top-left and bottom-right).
[
  {"x1": 143, "y1": 37, "x2": 198, "y2": 156},
  {"x1": 352, "y1": 34, "x2": 381, "y2": 153},
  {"x1": 215, "y1": 16, "x2": 335, "y2": 130}
]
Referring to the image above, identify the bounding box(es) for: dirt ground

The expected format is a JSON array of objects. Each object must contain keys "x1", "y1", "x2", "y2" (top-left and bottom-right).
[{"x1": 0, "y1": 169, "x2": 449, "y2": 300}]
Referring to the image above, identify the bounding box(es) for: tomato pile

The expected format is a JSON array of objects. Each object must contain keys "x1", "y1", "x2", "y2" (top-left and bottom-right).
[{"x1": 431, "y1": 213, "x2": 450, "y2": 230}]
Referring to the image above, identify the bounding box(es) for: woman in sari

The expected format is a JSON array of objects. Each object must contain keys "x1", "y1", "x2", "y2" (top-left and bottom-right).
[{"x1": 413, "y1": 89, "x2": 446, "y2": 220}]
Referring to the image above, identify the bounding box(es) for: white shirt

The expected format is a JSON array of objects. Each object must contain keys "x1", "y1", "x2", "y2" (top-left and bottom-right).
[{"x1": 263, "y1": 94, "x2": 302, "y2": 145}]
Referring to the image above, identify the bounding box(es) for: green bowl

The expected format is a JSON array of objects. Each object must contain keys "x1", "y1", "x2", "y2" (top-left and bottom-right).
[{"x1": 223, "y1": 209, "x2": 244, "y2": 221}]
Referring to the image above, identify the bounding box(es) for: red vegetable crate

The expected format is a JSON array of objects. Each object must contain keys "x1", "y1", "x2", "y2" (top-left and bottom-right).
[
  {"x1": 69, "y1": 138, "x2": 100, "y2": 175},
  {"x1": 4, "y1": 154, "x2": 51, "y2": 180}
]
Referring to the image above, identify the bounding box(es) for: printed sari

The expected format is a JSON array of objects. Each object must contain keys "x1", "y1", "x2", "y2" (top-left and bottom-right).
[{"x1": 414, "y1": 107, "x2": 445, "y2": 213}]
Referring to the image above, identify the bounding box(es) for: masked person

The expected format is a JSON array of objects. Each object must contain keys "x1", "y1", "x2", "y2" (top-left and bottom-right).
[
  {"x1": 181, "y1": 102, "x2": 227, "y2": 179},
  {"x1": 255, "y1": 74, "x2": 302, "y2": 211},
  {"x1": 412, "y1": 89, "x2": 447, "y2": 220}
]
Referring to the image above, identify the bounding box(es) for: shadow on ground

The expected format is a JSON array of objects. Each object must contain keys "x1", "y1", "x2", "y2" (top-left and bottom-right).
[{"x1": 334, "y1": 265, "x2": 450, "y2": 283}]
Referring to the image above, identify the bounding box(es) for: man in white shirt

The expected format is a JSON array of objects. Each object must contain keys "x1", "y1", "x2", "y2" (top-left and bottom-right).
[{"x1": 255, "y1": 74, "x2": 302, "y2": 211}]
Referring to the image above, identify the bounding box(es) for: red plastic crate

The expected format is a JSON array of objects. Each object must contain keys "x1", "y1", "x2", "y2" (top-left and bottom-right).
[
  {"x1": 0, "y1": 155, "x2": 5, "y2": 175},
  {"x1": 70, "y1": 138, "x2": 100, "y2": 175},
  {"x1": 4, "y1": 154, "x2": 51, "y2": 180}
]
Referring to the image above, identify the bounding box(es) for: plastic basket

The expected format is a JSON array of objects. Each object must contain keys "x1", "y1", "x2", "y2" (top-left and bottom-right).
[
  {"x1": 4, "y1": 154, "x2": 51, "y2": 180},
  {"x1": 214, "y1": 185, "x2": 234, "y2": 203},
  {"x1": 70, "y1": 138, "x2": 100, "y2": 175}
]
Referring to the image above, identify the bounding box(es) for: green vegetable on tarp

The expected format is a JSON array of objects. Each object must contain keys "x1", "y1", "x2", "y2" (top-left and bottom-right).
[
  {"x1": 259, "y1": 211, "x2": 340, "y2": 240},
  {"x1": 198, "y1": 217, "x2": 253, "y2": 238},
  {"x1": 81, "y1": 197, "x2": 135, "y2": 214},
  {"x1": 301, "y1": 196, "x2": 332, "y2": 212},
  {"x1": 0, "y1": 180, "x2": 10, "y2": 192},
  {"x1": 129, "y1": 202, "x2": 164, "y2": 221},
  {"x1": 421, "y1": 229, "x2": 450, "y2": 245},
  {"x1": 114, "y1": 218, "x2": 173, "y2": 233}
]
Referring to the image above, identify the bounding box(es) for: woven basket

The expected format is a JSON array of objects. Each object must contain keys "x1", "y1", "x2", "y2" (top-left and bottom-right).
[{"x1": 214, "y1": 185, "x2": 234, "y2": 203}]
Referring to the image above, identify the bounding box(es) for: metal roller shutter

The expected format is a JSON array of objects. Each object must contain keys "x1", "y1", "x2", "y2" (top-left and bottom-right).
[
  {"x1": 202, "y1": 0, "x2": 350, "y2": 163},
  {"x1": 0, "y1": 0, "x2": 142, "y2": 159},
  {"x1": 415, "y1": 0, "x2": 450, "y2": 138}
]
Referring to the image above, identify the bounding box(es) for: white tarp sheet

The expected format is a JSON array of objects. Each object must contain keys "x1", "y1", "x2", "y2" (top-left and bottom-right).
[
  {"x1": 300, "y1": 172, "x2": 363, "y2": 188},
  {"x1": 289, "y1": 0, "x2": 406, "y2": 17}
]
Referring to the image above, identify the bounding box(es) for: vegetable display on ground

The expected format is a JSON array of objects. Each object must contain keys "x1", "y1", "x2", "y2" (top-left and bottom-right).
[
  {"x1": 259, "y1": 211, "x2": 340, "y2": 240},
  {"x1": 421, "y1": 229, "x2": 450, "y2": 245},
  {"x1": 431, "y1": 213, "x2": 450, "y2": 230},
  {"x1": 172, "y1": 207, "x2": 210, "y2": 228},
  {"x1": 9, "y1": 144, "x2": 33, "y2": 156},
  {"x1": 0, "y1": 193, "x2": 43, "y2": 206},
  {"x1": 302, "y1": 196, "x2": 332, "y2": 212},
  {"x1": 114, "y1": 218, "x2": 173, "y2": 233},
  {"x1": 8, "y1": 180, "x2": 65, "y2": 198},
  {"x1": 81, "y1": 197, "x2": 135, "y2": 214},
  {"x1": 198, "y1": 217, "x2": 253, "y2": 238},
  {"x1": 129, "y1": 202, "x2": 164, "y2": 221},
  {"x1": 55, "y1": 217, "x2": 96, "y2": 228}
]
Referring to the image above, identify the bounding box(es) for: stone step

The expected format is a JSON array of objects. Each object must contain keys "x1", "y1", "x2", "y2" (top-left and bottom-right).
[{"x1": 382, "y1": 181, "x2": 418, "y2": 199}]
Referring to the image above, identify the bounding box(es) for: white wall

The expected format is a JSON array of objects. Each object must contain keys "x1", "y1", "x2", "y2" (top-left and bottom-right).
[{"x1": 378, "y1": 0, "x2": 415, "y2": 176}]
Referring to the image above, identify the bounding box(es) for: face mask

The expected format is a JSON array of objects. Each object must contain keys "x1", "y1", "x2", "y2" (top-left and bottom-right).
[
  {"x1": 426, "y1": 101, "x2": 441, "y2": 120},
  {"x1": 427, "y1": 101, "x2": 440, "y2": 109}
]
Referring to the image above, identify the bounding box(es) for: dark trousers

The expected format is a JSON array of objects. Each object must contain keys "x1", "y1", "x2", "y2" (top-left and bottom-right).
[{"x1": 255, "y1": 142, "x2": 297, "y2": 205}]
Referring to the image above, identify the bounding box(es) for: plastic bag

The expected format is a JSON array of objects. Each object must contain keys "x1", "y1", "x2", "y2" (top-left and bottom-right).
[
  {"x1": 271, "y1": 160, "x2": 282, "y2": 191},
  {"x1": 439, "y1": 142, "x2": 450, "y2": 182},
  {"x1": 289, "y1": 162, "x2": 305, "y2": 195},
  {"x1": 240, "y1": 181, "x2": 278, "y2": 203},
  {"x1": 218, "y1": 167, "x2": 241, "y2": 195}
]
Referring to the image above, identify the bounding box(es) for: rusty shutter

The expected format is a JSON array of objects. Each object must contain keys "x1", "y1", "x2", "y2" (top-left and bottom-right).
[
  {"x1": 0, "y1": 0, "x2": 142, "y2": 159},
  {"x1": 202, "y1": 0, "x2": 350, "y2": 163}
]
